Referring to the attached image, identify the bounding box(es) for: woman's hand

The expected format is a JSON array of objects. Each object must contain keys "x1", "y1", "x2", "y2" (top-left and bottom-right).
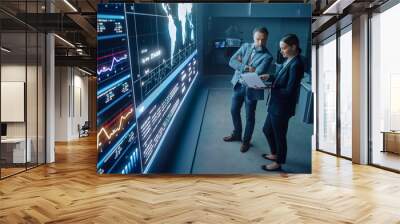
[{"x1": 259, "y1": 74, "x2": 270, "y2": 80}]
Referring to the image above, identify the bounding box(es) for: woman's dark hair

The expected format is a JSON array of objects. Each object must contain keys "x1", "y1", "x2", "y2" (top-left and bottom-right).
[{"x1": 281, "y1": 34, "x2": 301, "y2": 54}]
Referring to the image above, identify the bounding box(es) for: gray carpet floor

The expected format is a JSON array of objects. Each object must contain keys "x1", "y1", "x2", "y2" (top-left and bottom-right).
[{"x1": 191, "y1": 75, "x2": 312, "y2": 174}]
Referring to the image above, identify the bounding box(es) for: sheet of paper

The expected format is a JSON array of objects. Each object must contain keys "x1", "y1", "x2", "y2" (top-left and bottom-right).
[{"x1": 241, "y1": 72, "x2": 267, "y2": 88}]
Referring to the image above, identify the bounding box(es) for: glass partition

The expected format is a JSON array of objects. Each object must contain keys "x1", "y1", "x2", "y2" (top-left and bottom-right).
[
  {"x1": 1, "y1": 31, "x2": 28, "y2": 178},
  {"x1": 27, "y1": 30, "x2": 38, "y2": 169},
  {"x1": 0, "y1": 0, "x2": 46, "y2": 179}
]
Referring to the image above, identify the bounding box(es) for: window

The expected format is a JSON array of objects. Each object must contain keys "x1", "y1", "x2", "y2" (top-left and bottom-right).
[
  {"x1": 317, "y1": 35, "x2": 337, "y2": 154},
  {"x1": 339, "y1": 27, "x2": 352, "y2": 158},
  {"x1": 370, "y1": 3, "x2": 400, "y2": 171}
]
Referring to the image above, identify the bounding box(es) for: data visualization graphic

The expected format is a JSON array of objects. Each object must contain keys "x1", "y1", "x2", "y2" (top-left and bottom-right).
[
  {"x1": 97, "y1": 4, "x2": 141, "y2": 174},
  {"x1": 97, "y1": 3, "x2": 198, "y2": 174}
]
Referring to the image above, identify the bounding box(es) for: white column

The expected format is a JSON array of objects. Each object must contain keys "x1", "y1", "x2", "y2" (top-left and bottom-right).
[
  {"x1": 46, "y1": 33, "x2": 55, "y2": 163},
  {"x1": 45, "y1": 1, "x2": 55, "y2": 163},
  {"x1": 352, "y1": 14, "x2": 369, "y2": 164}
]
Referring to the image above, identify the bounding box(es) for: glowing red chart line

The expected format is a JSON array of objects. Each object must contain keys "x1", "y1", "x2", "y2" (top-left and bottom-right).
[
  {"x1": 97, "y1": 107, "x2": 134, "y2": 147},
  {"x1": 97, "y1": 50, "x2": 127, "y2": 60}
]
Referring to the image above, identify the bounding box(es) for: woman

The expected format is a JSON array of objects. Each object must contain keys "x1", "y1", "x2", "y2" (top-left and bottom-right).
[{"x1": 259, "y1": 34, "x2": 304, "y2": 171}]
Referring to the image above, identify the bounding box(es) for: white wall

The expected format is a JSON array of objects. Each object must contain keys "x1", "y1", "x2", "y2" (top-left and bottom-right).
[
  {"x1": 72, "y1": 73, "x2": 89, "y2": 138},
  {"x1": 55, "y1": 66, "x2": 69, "y2": 141},
  {"x1": 1, "y1": 64, "x2": 41, "y2": 138},
  {"x1": 54, "y1": 66, "x2": 89, "y2": 141},
  {"x1": 1, "y1": 65, "x2": 26, "y2": 139}
]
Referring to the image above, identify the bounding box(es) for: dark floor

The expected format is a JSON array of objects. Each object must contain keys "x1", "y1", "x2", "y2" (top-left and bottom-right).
[{"x1": 188, "y1": 75, "x2": 312, "y2": 174}]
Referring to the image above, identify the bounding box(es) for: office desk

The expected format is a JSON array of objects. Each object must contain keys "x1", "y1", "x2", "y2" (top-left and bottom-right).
[
  {"x1": 382, "y1": 131, "x2": 400, "y2": 154},
  {"x1": 1, "y1": 138, "x2": 31, "y2": 163}
]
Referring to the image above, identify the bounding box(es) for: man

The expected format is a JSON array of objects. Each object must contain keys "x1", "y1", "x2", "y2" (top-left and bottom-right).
[{"x1": 223, "y1": 27, "x2": 273, "y2": 153}]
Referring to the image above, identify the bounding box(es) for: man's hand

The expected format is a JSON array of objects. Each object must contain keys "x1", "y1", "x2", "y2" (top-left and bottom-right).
[
  {"x1": 237, "y1": 55, "x2": 242, "y2": 63},
  {"x1": 259, "y1": 74, "x2": 270, "y2": 80}
]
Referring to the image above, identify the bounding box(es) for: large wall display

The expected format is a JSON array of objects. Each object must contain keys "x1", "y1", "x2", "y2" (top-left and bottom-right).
[{"x1": 97, "y1": 3, "x2": 198, "y2": 174}]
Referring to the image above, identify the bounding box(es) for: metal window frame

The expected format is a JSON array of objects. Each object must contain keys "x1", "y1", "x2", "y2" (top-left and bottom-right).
[
  {"x1": 315, "y1": 21, "x2": 353, "y2": 161},
  {"x1": 316, "y1": 0, "x2": 400, "y2": 173},
  {"x1": 367, "y1": 0, "x2": 400, "y2": 173}
]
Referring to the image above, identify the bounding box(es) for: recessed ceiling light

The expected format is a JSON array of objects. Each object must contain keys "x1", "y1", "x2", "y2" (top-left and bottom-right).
[
  {"x1": 63, "y1": 0, "x2": 78, "y2": 12},
  {"x1": 322, "y1": 0, "x2": 348, "y2": 15},
  {"x1": 1, "y1": 47, "x2": 11, "y2": 53},
  {"x1": 54, "y1": 34, "x2": 75, "y2": 48},
  {"x1": 78, "y1": 67, "x2": 93, "y2": 76}
]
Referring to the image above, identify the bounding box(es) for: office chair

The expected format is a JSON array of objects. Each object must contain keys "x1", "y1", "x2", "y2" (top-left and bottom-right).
[{"x1": 78, "y1": 121, "x2": 90, "y2": 138}]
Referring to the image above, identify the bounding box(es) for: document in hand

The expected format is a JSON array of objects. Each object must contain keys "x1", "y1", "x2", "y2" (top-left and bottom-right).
[{"x1": 241, "y1": 72, "x2": 267, "y2": 88}]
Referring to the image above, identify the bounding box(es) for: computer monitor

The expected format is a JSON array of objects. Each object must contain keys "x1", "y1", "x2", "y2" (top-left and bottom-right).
[{"x1": 1, "y1": 123, "x2": 7, "y2": 137}]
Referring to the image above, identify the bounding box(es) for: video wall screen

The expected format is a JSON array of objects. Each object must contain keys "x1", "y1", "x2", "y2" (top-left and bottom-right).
[
  {"x1": 97, "y1": 3, "x2": 313, "y2": 175},
  {"x1": 97, "y1": 3, "x2": 198, "y2": 174}
]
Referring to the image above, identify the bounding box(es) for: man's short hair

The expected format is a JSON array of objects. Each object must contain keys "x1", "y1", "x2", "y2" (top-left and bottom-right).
[{"x1": 252, "y1": 27, "x2": 269, "y2": 36}]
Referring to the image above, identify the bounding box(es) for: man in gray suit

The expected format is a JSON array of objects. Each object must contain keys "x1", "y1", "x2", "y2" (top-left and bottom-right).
[{"x1": 223, "y1": 27, "x2": 273, "y2": 153}]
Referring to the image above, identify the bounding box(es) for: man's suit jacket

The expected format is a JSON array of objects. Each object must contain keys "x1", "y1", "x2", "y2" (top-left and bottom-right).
[
  {"x1": 267, "y1": 55, "x2": 304, "y2": 117},
  {"x1": 229, "y1": 43, "x2": 273, "y2": 101}
]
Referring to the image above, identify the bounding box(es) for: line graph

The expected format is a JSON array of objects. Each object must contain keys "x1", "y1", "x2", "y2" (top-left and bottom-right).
[
  {"x1": 97, "y1": 107, "x2": 134, "y2": 147},
  {"x1": 97, "y1": 3, "x2": 142, "y2": 174},
  {"x1": 97, "y1": 3, "x2": 198, "y2": 174},
  {"x1": 97, "y1": 53, "x2": 128, "y2": 76}
]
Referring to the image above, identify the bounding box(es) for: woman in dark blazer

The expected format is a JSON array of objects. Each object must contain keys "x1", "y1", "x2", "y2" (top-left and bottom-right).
[{"x1": 259, "y1": 34, "x2": 304, "y2": 171}]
